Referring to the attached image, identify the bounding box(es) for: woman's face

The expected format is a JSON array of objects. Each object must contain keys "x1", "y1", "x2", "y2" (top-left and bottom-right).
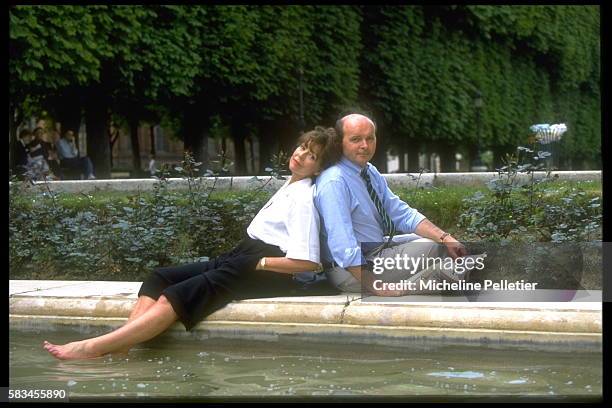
[{"x1": 288, "y1": 140, "x2": 322, "y2": 180}]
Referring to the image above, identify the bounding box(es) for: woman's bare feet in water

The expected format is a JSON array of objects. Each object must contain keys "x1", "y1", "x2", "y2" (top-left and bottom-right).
[{"x1": 43, "y1": 340, "x2": 101, "y2": 360}]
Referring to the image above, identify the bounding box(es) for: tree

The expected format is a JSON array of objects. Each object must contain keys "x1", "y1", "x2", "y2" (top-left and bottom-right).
[{"x1": 9, "y1": 6, "x2": 102, "y2": 173}]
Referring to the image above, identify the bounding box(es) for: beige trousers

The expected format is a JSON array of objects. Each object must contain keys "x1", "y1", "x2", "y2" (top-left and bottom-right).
[{"x1": 325, "y1": 237, "x2": 447, "y2": 293}]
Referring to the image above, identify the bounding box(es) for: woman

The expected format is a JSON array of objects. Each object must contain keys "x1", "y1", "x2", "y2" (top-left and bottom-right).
[{"x1": 43, "y1": 126, "x2": 340, "y2": 360}]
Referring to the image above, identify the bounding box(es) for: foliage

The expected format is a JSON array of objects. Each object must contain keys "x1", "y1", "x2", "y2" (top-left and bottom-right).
[
  {"x1": 9, "y1": 5, "x2": 600, "y2": 171},
  {"x1": 9, "y1": 156, "x2": 270, "y2": 281},
  {"x1": 359, "y1": 5, "x2": 599, "y2": 166},
  {"x1": 10, "y1": 167, "x2": 600, "y2": 281},
  {"x1": 457, "y1": 145, "x2": 602, "y2": 242}
]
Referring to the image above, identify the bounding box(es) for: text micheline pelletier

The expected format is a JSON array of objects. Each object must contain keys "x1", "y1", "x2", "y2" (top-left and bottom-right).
[{"x1": 369, "y1": 254, "x2": 539, "y2": 291}]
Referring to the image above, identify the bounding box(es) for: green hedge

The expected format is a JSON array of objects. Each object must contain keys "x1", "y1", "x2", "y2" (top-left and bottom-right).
[{"x1": 9, "y1": 178, "x2": 601, "y2": 281}]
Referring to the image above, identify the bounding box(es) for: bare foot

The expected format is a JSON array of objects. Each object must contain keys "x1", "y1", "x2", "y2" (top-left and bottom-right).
[
  {"x1": 112, "y1": 348, "x2": 130, "y2": 357},
  {"x1": 43, "y1": 340, "x2": 101, "y2": 360}
]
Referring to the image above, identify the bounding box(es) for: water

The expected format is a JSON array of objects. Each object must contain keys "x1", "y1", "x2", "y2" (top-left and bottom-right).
[{"x1": 9, "y1": 328, "x2": 601, "y2": 399}]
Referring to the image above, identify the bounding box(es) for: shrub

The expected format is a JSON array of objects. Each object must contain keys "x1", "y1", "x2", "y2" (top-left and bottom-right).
[{"x1": 457, "y1": 144, "x2": 602, "y2": 242}]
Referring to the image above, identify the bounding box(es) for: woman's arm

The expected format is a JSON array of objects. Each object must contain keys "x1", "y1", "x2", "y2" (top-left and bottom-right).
[{"x1": 255, "y1": 257, "x2": 322, "y2": 275}]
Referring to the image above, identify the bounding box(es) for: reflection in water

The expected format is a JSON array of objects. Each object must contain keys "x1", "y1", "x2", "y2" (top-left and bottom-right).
[{"x1": 9, "y1": 328, "x2": 602, "y2": 398}]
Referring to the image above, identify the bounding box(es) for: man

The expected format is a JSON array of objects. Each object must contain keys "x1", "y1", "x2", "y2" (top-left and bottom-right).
[
  {"x1": 56, "y1": 130, "x2": 96, "y2": 180},
  {"x1": 15, "y1": 128, "x2": 50, "y2": 180},
  {"x1": 15, "y1": 129, "x2": 33, "y2": 171},
  {"x1": 314, "y1": 113, "x2": 468, "y2": 296}
]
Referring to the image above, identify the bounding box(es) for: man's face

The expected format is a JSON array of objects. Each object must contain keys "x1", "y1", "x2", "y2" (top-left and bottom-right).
[{"x1": 341, "y1": 119, "x2": 376, "y2": 167}]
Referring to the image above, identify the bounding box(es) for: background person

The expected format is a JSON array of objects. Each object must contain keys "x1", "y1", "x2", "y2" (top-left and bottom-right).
[
  {"x1": 33, "y1": 127, "x2": 61, "y2": 179},
  {"x1": 21, "y1": 127, "x2": 51, "y2": 180},
  {"x1": 56, "y1": 130, "x2": 96, "y2": 179},
  {"x1": 15, "y1": 129, "x2": 33, "y2": 174},
  {"x1": 148, "y1": 153, "x2": 158, "y2": 177}
]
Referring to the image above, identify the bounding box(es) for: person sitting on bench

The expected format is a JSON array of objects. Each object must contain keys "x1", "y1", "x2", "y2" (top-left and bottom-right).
[{"x1": 55, "y1": 130, "x2": 96, "y2": 180}]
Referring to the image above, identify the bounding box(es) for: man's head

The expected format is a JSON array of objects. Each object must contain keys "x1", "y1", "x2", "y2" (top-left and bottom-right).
[
  {"x1": 19, "y1": 129, "x2": 33, "y2": 144},
  {"x1": 63, "y1": 130, "x2": 75, "y2": 141},
  {"x1": 335, "y1": 113, "x2": 376, "y2": 168},
  {"x1": 33, "y1": 127, "x2": 45, "y2": 140}
]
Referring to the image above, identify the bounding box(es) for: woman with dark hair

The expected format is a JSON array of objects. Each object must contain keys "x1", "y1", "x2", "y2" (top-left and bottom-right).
[{"x1": 43, "y1": 126, "x2": 340, "y2": 360}]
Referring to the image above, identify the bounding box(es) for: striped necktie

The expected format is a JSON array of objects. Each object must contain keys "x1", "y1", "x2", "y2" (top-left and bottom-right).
[{"x1": 360, "y1": 167, "x2": 396, "y2": 239}]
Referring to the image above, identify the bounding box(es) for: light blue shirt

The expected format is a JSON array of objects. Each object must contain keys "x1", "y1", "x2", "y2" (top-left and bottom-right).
[
  {"x1": 56, "y1": 138, "x2": 78, "y2": 160},
  {"x1": 314, "y1": 157, "x2": 426, "y2": 268}
]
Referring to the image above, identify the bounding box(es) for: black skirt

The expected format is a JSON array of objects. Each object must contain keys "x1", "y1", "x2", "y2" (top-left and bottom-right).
[{"x1": 138, "y1": 237, "x2": 301, "y2": 331}]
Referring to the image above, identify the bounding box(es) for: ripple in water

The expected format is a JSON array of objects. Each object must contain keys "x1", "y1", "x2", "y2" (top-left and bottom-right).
[{"x1": 427, "y1": 371, "x2": 484, "y2": 379}]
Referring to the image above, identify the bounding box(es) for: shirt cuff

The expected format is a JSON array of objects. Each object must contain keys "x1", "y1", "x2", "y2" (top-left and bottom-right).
[
  {"x1": 334, "y1": 247, "x2": 363, "y2": 268},
  {"x1": 407, "y1": 212, "x2": 427, "y2": 233},
  {"x1": 285, "y1": 249, "x2": 319, "y2": 264}
]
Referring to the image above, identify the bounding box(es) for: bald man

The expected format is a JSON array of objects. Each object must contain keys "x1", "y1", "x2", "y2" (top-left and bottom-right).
[{"x1": 314, "y1": 114, "x2": 468, "y2": 296}]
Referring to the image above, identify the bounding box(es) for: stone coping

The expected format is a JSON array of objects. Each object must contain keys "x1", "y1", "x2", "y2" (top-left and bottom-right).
[
  {"x1": 11, "y1": 171, "x2": 601, "y2": 193},
  {"x1": 9, "y1": 280, "x2": 602, "y2": 352}
]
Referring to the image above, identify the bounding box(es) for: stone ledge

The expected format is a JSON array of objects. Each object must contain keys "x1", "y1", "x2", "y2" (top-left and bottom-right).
[
  {"x1": 9, "y1": 280, "x2": 601, "y2": 352},
  {"x1": 10, "y1": 171, "x2": 601, "y2": 193}
]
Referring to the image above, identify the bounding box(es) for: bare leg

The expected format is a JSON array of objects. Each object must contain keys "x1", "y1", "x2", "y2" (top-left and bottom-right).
[
  {"x1": 114, "y1": 295, "x2": 157, "y2": 355},
  {"x1": 43, "y1": 295, "x2": 179, "y2": 360},
  {"x1": 127, "y1": 295, "x2": 158, "y2": 324}
]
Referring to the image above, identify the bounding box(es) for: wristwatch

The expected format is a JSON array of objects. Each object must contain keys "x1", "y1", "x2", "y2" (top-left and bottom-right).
[
  {"x1": 259, "y1": 257, "x2": 267, "y2": 270},
  {"x1": 439, "y1": 232, "x2": 450, "y2": 242}
]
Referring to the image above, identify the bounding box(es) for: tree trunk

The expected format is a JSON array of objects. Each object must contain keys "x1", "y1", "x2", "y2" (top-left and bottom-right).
[
  {"x1": 438, "y1": 142, "x2": 456, "y2": 172},
  {"x1": 192, "y1": 125, "x2": 209, "y2": 173},
  {"x1": 149, "y1": 125, "x2": 156, "y2": 156},
  {"x1": 258, "y1": 120, "x2": 281, "y2": 174},
  {"x1": 424, "y1": 146, "x2": 435, "y2": 173},
  {"x1": 85, "y1": 90, "x2": 111, "y2": 179},
  {"x1": 397, "y1": 140, "x2": 406, "y2": 173},
  {"x1": 231, "y1": 121, "x2": 247, "y2": 175},
  {"x1": 407, "y1": 141, "x2": 420, "y2": 172},
  {"x1": 247, "y1": 137, "x2": 256, "y2": 174},
  {"x1": 467, "y1": 144, "x2": 478, "y2": 171},
  {"x1": 9, "y1": 103, "x2": 18, "y2": 175},
  {"x1": 109, "y1": 126, "x2": 119, "y2": 168},
  {"x1": 182, "y1": 104, "x2": 209, "y2": 171},
  {"x1": 129, "y1": 117, "x2": 142, "y2": 176},
  {"x1": 275, "y1": 118, "x2": 297, "y2": 161}
]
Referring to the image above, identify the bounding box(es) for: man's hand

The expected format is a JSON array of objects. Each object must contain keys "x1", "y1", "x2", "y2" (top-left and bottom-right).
[{"x1": 442, "y1": 235, "x2": 468, "y2": 259}]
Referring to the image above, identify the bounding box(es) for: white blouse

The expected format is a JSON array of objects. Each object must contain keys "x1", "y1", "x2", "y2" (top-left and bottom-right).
[{"x1": 247, "y1": 178, "x2": 320, "y2": 263}]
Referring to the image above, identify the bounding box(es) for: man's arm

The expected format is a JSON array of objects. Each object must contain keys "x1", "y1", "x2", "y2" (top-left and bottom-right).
[{"x1": 414, "y1": 218, "x2": 467, "y2": 259}]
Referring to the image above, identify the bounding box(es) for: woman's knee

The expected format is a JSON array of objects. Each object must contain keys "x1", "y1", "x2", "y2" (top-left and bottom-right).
[
  {"x1": 138, "y1": 295, "x2": 157, "y2": 304},
  {"x1": 157, "y1": 295, "x2": 173, "y2": 307}
]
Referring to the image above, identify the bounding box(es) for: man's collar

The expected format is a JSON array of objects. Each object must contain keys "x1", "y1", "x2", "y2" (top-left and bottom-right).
[{"x1": 340, "y1": 156, "x2": 370, "y2": 174}]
